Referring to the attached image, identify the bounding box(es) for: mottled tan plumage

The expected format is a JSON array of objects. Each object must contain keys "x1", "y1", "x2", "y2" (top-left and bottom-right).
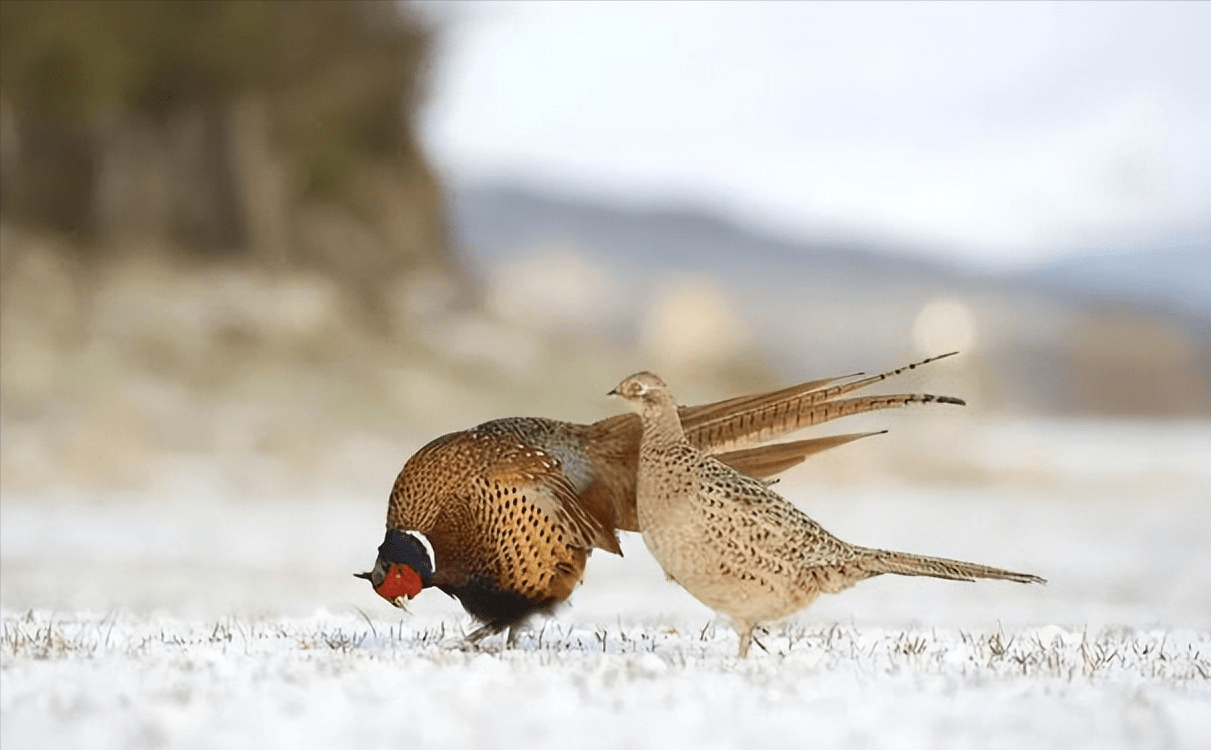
[
  {"x1": 371, "y1": 354, "x2": 969, "y2": 639},
  {"x1": 612, "y1": 370, "x2": 1045, "y2": 658}
]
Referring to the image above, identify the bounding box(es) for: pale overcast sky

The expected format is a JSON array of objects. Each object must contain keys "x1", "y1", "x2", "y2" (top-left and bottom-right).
[{"x1": 417, "y1": 1, "x2": 1211, "y2": 268}]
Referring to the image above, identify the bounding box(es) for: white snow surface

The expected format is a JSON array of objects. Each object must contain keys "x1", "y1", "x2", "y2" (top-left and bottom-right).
[{"x1": 3, "y1": 418, "x2": 1210, "y2": 749}]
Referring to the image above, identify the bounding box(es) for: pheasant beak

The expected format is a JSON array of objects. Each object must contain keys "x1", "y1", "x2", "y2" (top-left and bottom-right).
[{"x1": 372, "y1": 563, "x2": 425, "y2": 607}]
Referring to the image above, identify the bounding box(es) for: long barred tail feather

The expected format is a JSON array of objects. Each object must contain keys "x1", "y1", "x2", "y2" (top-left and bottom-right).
[
  {"x1": 680, "y1": 352, "x2": 962, "y2": 453},
  {"x1": 857, "y1": 547, "x2": 1046, "y2": 585}
]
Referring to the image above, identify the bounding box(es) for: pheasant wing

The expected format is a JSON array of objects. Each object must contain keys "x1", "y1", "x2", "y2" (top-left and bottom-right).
[{"x1": 486, "y1": 450, "x2": 623, "y2": 556}]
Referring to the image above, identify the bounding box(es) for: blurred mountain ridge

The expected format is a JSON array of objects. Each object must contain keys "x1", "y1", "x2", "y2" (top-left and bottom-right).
[
  {"x1": 452, "y1": 182, "x2": 963, "y2": 307},
  {"x1": 1021, "y1": 241, "x2": 1211, "y2": 323},
  {"x1": 451, "y1": 181, "x2": 1211, "y2": 419},
  {"x1": 453, "y1": 181, "x2": 1210, "y2": 326}
]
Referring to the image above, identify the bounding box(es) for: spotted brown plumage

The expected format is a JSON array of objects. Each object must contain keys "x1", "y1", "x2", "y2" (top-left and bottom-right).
[
  {"x1": 611, "y1": 370, "x2": 1045, "y2": 658},
  {"x1": 360, "y1": 353, "x2": 971, "y2": 640}
]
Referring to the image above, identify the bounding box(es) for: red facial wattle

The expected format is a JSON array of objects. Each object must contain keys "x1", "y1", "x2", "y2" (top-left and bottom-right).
[{"x1": 375, "y1": 563, "x2": 424, "y2": 602}]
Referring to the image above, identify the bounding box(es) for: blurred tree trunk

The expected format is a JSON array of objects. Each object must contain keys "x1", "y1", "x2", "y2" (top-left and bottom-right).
[
  {"x1": 88, "y1": 103, "x2": 246, "y2": 252},
  {"x1": 228, "y1": 95, "x2": 290, "y2": 266}
]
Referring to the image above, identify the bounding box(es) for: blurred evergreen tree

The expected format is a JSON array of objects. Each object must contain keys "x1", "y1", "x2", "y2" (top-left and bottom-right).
[{"x1": 0, "y1": 0, "x2": 448, "y2": 292}]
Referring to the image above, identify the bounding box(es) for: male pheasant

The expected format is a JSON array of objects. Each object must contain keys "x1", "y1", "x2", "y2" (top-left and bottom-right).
[
  {"x1": 358, "y1": 354, "x2": 967, "y2": 640},
  {"x1": 611, "y1": 370, "x2": 1044, "y2": 658}
]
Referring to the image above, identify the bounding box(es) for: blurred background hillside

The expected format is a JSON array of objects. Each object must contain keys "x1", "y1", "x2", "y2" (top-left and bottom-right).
[{"x1": 1, "y1": 0, "x2": 1208, "y2": 498}]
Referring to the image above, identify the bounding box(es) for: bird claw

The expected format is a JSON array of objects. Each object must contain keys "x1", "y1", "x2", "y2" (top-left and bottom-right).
[{"x1": 461, "y1": 622, "x2": 515, "y2": 652}]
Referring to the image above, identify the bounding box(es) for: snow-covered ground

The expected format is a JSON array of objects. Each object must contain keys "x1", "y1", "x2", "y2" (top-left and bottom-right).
[{"x1": 3, "y1": 417, "x2": 1209, "y2": 749}]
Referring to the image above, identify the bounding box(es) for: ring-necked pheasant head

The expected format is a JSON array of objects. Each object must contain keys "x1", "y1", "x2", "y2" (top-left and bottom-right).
[{"x1": 355, "y1": 528, "x2": 436, "y2": 607}]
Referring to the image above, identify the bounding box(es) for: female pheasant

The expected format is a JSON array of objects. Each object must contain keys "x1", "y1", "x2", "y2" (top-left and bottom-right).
[
  {"x1": 358, "y1": 354, "x2": 967, "y2": 640},
  {"x1": 611, "y1": 370, "x2": 1044, "y2": 658}
]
